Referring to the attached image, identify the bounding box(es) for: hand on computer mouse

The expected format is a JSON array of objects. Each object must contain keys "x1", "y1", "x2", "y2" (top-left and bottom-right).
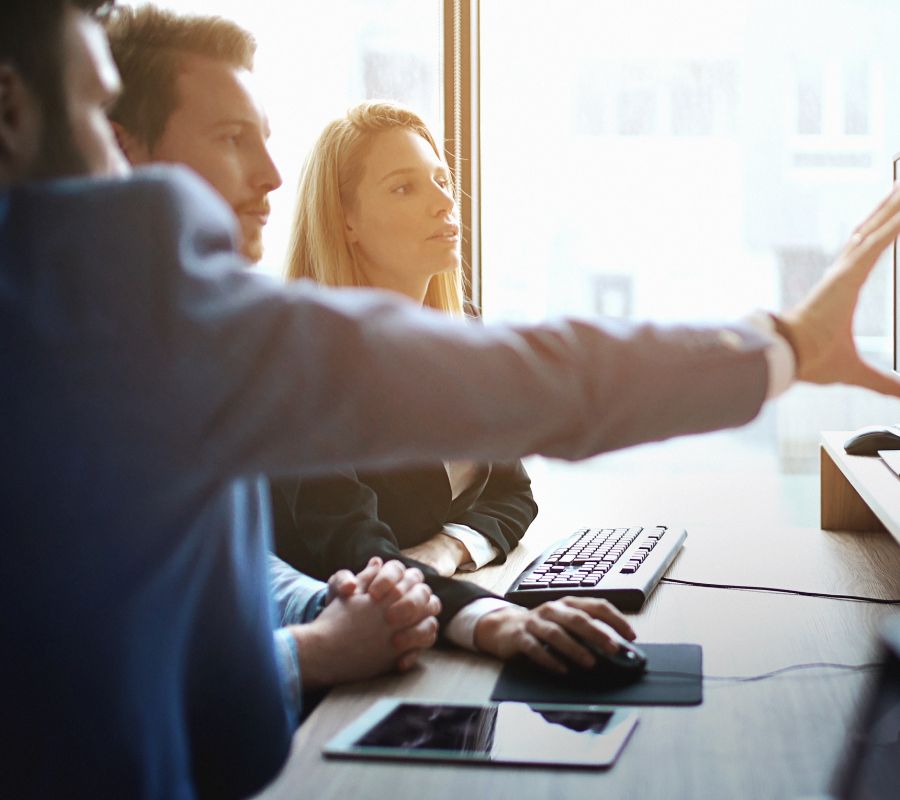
[
  {"x1": 565, "y1": 629, "x2": 648, "y2": 681},
  {"x1": 472, "y1": 596, "x2": 636, "y2": 674}
]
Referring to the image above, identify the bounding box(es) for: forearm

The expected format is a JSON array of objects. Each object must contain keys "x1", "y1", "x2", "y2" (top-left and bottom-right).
[
  {"x1": 440, "y1": 524, "x2": 500, "y2": 570},
  {"x1": 201, "y1": 271, "x2": 771, "y2": 476},
  {"x1": 401, "y1": 531, "x2": 473, "y2": 577}
]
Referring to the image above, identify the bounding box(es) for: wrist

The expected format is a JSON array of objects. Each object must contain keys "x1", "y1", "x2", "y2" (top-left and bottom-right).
[
  {"x1": 473, "y1": 605, "x2": 518, "y2": 654},
  {"x1": 290, "y1": 623, "x2": 330, "y2": 690},
  {"x1": 438, "y1": 531, "x2": 471, "y2": 567},
  {"x1": 769, "y1": 312, "x2": 800, "y2": 369}
]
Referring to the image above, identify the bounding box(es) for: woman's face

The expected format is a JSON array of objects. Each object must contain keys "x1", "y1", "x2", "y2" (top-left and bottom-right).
[{"x1": 345, "y1": 127, "x2": 459, "y2": 289}]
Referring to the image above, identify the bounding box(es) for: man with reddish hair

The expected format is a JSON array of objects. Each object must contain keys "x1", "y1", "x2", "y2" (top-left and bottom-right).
[{"x1": 105, "y1": 5, "x2": 280, "y2": 263}]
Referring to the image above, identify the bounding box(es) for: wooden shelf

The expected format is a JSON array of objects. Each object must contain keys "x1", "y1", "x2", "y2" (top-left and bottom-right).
[{"x1": 820, "y1": 430, "x2": 900, "y2": 544}]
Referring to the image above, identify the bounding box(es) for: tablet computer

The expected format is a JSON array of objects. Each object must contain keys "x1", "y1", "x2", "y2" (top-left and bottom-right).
[{"x1": 323, "y1": 699, "x2": 638, "y2": 768}]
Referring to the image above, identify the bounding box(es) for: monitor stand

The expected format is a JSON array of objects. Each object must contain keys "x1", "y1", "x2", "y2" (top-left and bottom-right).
[{"x1": 820, "y1": 431, "x2": 900, "y2": 546}]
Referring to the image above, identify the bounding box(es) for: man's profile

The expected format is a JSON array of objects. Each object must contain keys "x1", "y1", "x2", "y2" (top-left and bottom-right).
[{"x1": 106, "y1": 6, "x2": 280, "y2": 262}]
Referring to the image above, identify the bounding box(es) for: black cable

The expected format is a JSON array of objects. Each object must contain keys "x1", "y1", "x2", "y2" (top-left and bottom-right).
[
  {"x1": 647, "y1": 661, "x2": 882, "y2": 684},
  {"x1": 659, "y1": 576, "x2": 900, "y2": 605}
]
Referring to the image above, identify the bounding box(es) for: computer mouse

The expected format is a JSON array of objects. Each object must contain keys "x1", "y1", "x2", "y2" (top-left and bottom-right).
[
  {"x1": 567, "y1": 630, "x2": 648, "y2": 683},
  {"x1": 843, "y1": 424, "x2": 900, "y2": 456}
]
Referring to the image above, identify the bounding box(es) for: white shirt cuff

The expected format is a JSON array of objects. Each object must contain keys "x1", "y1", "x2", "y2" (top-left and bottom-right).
[
  {"x1": 444, "y1": 597, "x2": 514, "y2": 651},
  {"x1": 441, "y1": 523, "x2": 501, "y2": 571},
  {"x1": 743, "y1": 311, "x2": 796, "y2": 400}
]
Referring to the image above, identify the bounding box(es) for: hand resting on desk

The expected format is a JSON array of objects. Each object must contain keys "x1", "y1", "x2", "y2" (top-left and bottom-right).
[
  {"x1": 473, "y1": 596, "x2": 636, "y2": 674},
  {"x1": 292, "y1": 557, "x2": 442, "y2": 688},
  {"x1": 401, "y1": 532, "x2": 472, "y2": 577}
]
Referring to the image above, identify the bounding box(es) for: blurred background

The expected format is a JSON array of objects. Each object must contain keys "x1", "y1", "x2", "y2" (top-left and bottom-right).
[{"x1": 120, "y1": 0, "x2": 900, "y2": 526}]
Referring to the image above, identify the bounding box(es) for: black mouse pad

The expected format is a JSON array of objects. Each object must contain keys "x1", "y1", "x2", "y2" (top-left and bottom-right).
[{"x1": 490, "y1": 643, "x2": 703, "y2": 706}]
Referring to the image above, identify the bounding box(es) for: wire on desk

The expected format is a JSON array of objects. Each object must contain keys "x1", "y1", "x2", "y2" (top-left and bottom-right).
[
  {"x1": 659, "y1": 577, "x2": 900, "y2": 605},
  {"x1": 648, "y1": 661, "x2": 882, "y2": 684}
]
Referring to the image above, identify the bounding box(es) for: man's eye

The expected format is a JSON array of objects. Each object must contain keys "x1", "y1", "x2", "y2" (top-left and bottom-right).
[{"x1": 392, "y1": 184, "x2": 410, "y2": 194}]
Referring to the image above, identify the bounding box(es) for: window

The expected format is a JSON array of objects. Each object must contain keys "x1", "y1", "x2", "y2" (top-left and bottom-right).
[
  {"x1": 480, "y1": 0, "x2": 900, "y2": 476},
  {"x1": 790, "y1": 58, "x2": 880, "y2": 174}
]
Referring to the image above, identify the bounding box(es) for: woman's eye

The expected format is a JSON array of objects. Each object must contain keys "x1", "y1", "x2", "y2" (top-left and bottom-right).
[
  {"x1": 391, "y1": 184, "x2": 410, "y2": 194},
  {"x1": 436, "y1": 177, "x2": 449, "y2": 188}
]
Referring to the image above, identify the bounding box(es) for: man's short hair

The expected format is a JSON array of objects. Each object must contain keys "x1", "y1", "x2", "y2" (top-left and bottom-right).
[
  {"x1": 104, "y1": 5, "x2": 256, "y2": 149},
  {"x1": 1, "y1": 1, "x2": 113, "y2": 115}
]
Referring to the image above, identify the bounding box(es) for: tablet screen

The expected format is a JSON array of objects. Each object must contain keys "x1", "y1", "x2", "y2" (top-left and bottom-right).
[{"x1": 324, "y1": 700, "x2": 638, "y2": 768}]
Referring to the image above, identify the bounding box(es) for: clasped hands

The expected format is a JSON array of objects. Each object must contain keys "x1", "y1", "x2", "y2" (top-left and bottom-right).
[{"x1": 292, "y1": 556, "x2": 441, "y2": 689}]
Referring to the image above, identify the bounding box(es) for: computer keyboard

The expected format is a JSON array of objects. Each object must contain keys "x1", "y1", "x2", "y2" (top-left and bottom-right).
[{"x1": 504, "y1": 525, "x2": 687, "y2": 612}]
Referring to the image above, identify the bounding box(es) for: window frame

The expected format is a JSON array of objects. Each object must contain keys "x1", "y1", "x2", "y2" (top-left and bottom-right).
[{"x1": 443, "y1": 0, "x2": 482, "y2": 310}]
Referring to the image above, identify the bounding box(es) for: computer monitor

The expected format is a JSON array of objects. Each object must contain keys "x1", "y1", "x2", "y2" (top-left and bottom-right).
[{"x1": 829, "y1": 613, "x2": 900, "y2": 799}]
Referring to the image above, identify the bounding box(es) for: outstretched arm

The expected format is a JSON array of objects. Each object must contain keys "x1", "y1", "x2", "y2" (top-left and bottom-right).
[{"x1": 127, "y1": 170, "x2": 900, "y2": 477}]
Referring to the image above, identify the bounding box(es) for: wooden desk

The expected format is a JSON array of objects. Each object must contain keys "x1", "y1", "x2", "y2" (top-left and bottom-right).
[{"x1": 257, "y1": 472, "x2": 900, "y2": 799}]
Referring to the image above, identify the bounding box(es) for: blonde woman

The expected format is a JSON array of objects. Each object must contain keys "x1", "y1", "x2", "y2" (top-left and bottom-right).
[{"x1": 271, "y1": 102, "x2": 635, "y2": 671}]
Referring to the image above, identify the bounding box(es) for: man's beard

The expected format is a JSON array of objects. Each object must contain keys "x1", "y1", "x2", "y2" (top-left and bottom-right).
[
  {"x1": 235, "y1": 197, "x2": 271, "y2": 264},
  {"x1": 240, "y1": 229, "x2": 264, "y2": 264}
]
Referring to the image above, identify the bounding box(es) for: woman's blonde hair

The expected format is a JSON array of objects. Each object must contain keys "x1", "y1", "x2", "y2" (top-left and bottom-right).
[{"x1": 285, "y1": 101, "x2": 464, "y2": 315}]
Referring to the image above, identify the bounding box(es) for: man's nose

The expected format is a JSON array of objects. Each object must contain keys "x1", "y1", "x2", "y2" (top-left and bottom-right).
[{"x1": 254, "y1": 145, "x2": 282, "y2": 193}]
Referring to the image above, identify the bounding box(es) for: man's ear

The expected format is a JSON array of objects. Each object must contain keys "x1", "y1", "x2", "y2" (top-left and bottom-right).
[
  {"x1": 0, "y1": 64, "x2": 40, "y2": 179},
  {"x1": 109, "y1": 119, "x2": 151, "y2": 165}
]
